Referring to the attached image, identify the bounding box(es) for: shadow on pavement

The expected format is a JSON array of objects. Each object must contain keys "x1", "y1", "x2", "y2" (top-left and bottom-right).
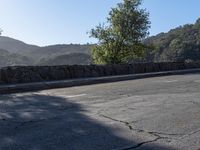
[{"x1": 0, "y1": 93, "x2": 175, "y2": 150}]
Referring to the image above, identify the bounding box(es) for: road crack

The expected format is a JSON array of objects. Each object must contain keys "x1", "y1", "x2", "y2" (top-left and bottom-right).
[
  {"x1": 120, "y1": 137, "x2": 160, "y2": 150},
  {"x1": 100, "y1": 114, "x2": 134, "y2": 130},
  {"x1": 99, "y1": 114, "x2": 174, "y2": 149},
  {"x1": 180, "y1": 129, "x2": 200, "y2": 139},
  {"x1": 101, "y1": 114, "x2": 200, "y2": 149}
]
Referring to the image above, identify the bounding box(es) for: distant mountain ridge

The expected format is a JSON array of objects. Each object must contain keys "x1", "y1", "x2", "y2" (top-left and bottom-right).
[
  {"x1": 29, "y1": 44, "x2": 92, "y2": 60},
  {"x1": 1, "y1": 18, "x2": 200, "y2": 67},
  {"x1": 0, "y1": 36, "x2": 39, "y2": 54},
  {"x1": 0, "y1": 36, "x2": 92, "y2": 67}
]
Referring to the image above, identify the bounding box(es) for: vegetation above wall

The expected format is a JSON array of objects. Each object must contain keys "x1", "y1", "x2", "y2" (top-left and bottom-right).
[
  {"x1": 90, "y1": 0, "x2": 150, "y2": 64},
  {"x1": 0, "y1": 18, "x2": 200, "y2": 67},
  {"x1": 144, "y1": 18, "x2": 200, "y2": 62},
  {"x1": 0, "y1": 36, "x2": 92, "y2": 67}
]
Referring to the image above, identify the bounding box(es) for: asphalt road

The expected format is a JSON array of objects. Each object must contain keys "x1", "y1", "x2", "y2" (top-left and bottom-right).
[{"x1": 1, "y1": 73, "x2": 200, "y2": 150}]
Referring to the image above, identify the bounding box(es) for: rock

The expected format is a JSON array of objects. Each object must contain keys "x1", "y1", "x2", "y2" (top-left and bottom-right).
[{"x1": 0, "y1": 62, "x2": 200, "y2": 84}]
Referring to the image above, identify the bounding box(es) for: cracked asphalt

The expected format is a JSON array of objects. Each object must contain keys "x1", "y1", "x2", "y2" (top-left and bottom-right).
[{"x1": 1, "y1": 73, "x2": 200, "y2": 150}]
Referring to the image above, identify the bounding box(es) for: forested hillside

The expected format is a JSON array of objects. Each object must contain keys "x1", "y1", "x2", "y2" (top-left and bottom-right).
[
  {"x1": 144, "y1": 18, "x2": 200, "y2": 62},
  {"x1": 0, "y1": 36, "x2": 92, "y2": 67},
  {"x1": 0, "y1": 49, "x2": 33, "y2": 67},
  {"x1": 37, "y1": 53, "x2": 91, "y2": 66},
  {"x1": 1, "y1": 18, "x2": 200, "y2": 67}
]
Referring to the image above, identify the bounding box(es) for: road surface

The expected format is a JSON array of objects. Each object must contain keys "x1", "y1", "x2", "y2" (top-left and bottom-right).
[{"x1": 1, "y1": 73, "x2": 200, "y2": 150}]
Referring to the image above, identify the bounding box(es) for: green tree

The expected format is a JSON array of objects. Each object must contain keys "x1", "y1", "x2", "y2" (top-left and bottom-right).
[{"x1": 90, "y1": 0, "x2": 150, "y2": 64}]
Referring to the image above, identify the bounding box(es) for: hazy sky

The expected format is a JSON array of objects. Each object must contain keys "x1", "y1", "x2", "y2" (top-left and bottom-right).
[{"x1": 0, "y1": 0, "x2": 200, "y2": 46}]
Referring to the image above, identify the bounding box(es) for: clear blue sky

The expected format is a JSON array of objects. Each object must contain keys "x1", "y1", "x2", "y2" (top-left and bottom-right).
[{"x1": 0, "y1": 0, "x2": 200, "y2": 46}]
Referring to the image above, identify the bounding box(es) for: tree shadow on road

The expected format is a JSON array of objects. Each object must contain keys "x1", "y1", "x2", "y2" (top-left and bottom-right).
[{"x1": 0, "y1": 93, "x2": 175, "y2": 150}]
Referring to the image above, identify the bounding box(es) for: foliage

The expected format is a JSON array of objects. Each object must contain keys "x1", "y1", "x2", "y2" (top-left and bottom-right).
[
  {"x1": 90, "y1": 0, "x2": 150, "y2": 64},
  {"x1": 144, "y1": 18, "x2": 200, "y2": 62}
]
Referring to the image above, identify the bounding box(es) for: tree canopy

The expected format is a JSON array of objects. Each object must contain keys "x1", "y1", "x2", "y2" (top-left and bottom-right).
[{"x1": 90, "y1": 0, "x2": 150, "y2": 64}]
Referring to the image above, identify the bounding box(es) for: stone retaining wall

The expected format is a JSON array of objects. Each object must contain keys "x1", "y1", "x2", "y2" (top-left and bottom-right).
[{"x1": 0, "y1": 62, "x2": 200, "y2": 84}]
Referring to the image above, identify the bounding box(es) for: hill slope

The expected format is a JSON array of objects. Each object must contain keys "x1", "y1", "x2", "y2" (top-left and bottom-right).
[
  {"x1": 0, "y1": 49, "x2": 33, "y2": 68},
  {"x1": 29, "y1": 44, "x2": 92, "y2": 61},
  {"x1": 145, "y1": 18, "x2": 200, "y2": 62},
  {"x1": 37, "y1": 53, "x2": 91, "y2": 66},
  {"x1": 0, "y1": 36, "x2": 39, "y2": 54},
  {"x1": 1, "y1": 18, "x2": 200, "y2": 67},
  {"x1": 0, "y1": 36, "x2": 92, "y2": 67}
]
